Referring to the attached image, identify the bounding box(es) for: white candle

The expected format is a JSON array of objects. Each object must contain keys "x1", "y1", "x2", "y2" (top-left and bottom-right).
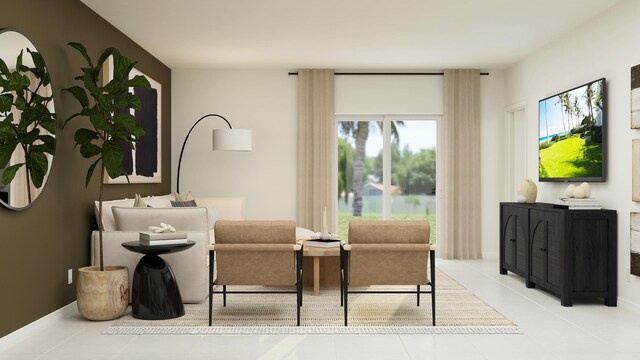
[{"x1": 322, "y1": 207, "x2": 328, "y2": 234}]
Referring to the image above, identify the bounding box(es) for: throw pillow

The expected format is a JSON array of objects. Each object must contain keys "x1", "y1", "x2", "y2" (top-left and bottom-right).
[
  {"x1": 133, "y1": 194, "x2": 148, "y2": 208},
  {"x1": 174, "y1": 191, "x2": 194, "y2": 202},
  {"x1": 171, "y1": 199, "x2": 197, "y2": 207}
]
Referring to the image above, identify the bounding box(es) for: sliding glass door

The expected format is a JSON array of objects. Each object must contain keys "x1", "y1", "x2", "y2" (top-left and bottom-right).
[{"x1": 337, "y1": 116, "x2": 438, "y2": 243}]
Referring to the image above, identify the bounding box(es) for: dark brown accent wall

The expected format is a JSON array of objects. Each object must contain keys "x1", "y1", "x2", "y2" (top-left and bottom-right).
[{"x1": 0, "y1": 0, "x2": 171, "y2": 337}]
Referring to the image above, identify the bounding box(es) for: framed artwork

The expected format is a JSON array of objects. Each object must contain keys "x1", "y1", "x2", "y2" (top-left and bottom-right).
[
  {"x1": 630, "y1": 213, "x2": 640, "y2": 277},
  {"x1": 634, "y1": 140, "x2": 640, "y2": 201},
  {"x1": 632, "y1": 64, "x2": 640, "y2": 128},
  {"x1": 103, "y1": 57, "x2": 162, "y2": 184}
]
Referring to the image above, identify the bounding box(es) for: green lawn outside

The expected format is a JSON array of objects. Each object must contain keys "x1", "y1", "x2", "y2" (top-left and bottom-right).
[
  {"x1": 539, "y1": 134, "x2": 602, "y2": 178},
  {"x1": 338, "y1": 211, "x2": 437, "y2": 244}
]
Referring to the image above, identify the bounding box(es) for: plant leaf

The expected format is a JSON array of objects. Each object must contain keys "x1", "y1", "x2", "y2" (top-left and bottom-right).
[
  {"x1": 96, "y1": 48, "x2": 116, "y2": 74},
  {"x1": 1, "y1": 163, "x2": 23, "y2": 185},
  {"x1": 125, "y1": 93, "x2": 142, "y2": 111},
  {"x1": 89, "y1": 111, "x2": 110, "y2": 131},
  {"x1": 80, "y1": 142, "x2": 101, "y2": 158},
  {"x1": 68, "y1": 42, "x2": 92, "y2": 67},
  {"x1": 85, "y1": 158, "x2": 101, "y2": 187},
  {"x1": 101, "y1": 140, "x2": 124, "y2": 179},
  {"x1": 17, "y1": 128, "x2": 40, "y2": 145},
  {"x1": 64, "y1": 86, "x2": 89, "y2": 108},
  {"x1": 74, "y1": 128, "x2": 99, "y2": 145},
  {"x1": 39, "y1": 118, "x2": 57, "y2": 134},
  {"x1": 0, "y1": 138, "x2": 18, "y2": 168},
  {"x1": 0, "y1": 94, "x2": 12, "y2": 113},
  {"x1": 0, "y1": 58, "x2": 10, "y2": 77},
  {"x1": 4, "y1": 72, "x2": 30, "y2": 92},
  {"x1": 27, "y1": 150, "x2": 48, "y2": 188},
  {"x1": 27, "y1": 49, "x2": 45, "y2": 78},
  {"x1": 127, "y1": 75, "x2": 150, "y2": 89}
]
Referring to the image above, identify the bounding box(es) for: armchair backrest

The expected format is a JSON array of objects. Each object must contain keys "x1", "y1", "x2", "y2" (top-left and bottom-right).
[
  {"x1": 348, "y1": 220, "x2": 431, "y2": 286},
  {"x1": 214, "y1": 220, "x2": 297, "y2": 286}
]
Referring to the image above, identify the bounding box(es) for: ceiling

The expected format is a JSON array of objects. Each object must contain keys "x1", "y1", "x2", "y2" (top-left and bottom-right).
[{"x1": 80, "y1": 0, "x2": 622, "y2": 70}]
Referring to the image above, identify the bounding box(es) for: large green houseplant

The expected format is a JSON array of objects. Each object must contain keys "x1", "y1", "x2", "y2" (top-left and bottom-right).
[
  {"x1": 64, "y1": 42, "x2": 150, "y2": 320},
  {"x1": 0, "y1": 49, "x2": 56, "y2": 204}
]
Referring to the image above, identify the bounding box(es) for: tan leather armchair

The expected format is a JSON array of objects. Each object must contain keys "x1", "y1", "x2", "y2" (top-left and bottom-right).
[
  {"x1": 341, "y1": 220, "x2": 436, "y2": 326},
  {"x1": 208, "y1": 220, "x2": 303, "y2": 326}
]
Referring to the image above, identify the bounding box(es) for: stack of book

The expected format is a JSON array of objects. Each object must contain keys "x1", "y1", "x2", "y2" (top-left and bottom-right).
[
  {"x1": 306, "y1": 234, "x2": 341, "y2": 248},
  {"x1": 139, "y1": 231, "x2": 188, "y2": 246},
  {"x1": 557, "y1": 198, "x2": 601, "y2": 210},
  {"x1": 306, "y1": 239, "x2": 340, "y2": 248}
]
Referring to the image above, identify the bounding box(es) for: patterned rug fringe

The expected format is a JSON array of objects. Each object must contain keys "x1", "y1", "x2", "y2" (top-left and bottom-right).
[{"x1": 104, "y1": 325, "x2": 522, "y2": 335}]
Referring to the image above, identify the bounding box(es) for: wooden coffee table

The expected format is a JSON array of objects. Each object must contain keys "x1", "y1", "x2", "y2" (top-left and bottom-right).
[{"x1": 303, "y1": 240, "x2": 340, "y2": 295}]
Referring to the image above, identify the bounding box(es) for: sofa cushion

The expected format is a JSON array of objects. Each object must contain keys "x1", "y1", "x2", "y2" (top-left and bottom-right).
[
  {"x1": 143, "y1": 194, "x2": 172, "y2": 208},
  {"x1": 171, "y1": 199, "x2": 197, "y2": 207},
  {"x1": 133, "y1": 194, "x2": 147, "y2": 207},
  {"x1": 112, "y1": 206, "x2": 209, "y2": 233},
  {"x1": 95, "y1": 198, "x2": 135, "y2": 231}
]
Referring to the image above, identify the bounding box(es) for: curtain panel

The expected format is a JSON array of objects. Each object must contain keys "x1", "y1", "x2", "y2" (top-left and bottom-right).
[
  {"x1": 440, "y1": 69, "x2": 482, "y2": 259},
  {"x1": 296, "y1": 69, "x2": 337, "y2": 233}
]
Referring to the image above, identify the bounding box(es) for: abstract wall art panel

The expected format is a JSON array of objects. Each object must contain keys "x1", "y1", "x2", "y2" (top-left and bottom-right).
[
  {"x1": 630, "y1": 213, "x2": 640, "y2": 276},
  {"x1": 632, "y1": 64, "x2": 640, "y2": 128},
  {"x1": 103, "y1": 58, "x2": 162, "y2": 184}
]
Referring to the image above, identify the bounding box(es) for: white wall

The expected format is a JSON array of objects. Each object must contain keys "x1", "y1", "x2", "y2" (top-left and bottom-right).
[
  {"x1": 171, "y1": 69, "x2": 505, "y2": 259},
  {"x1": 504, "y1": 0, "x2": 640, "y2": 307},
  {"x1": 171, "y1": 70, "x2": 297, "y2": 220},
  {"x1": 335, "y1": 75, "x2": 443, "y2": 114},
  {"x1": 481, "y1": 70, "x2": 506, "y2": 259}
]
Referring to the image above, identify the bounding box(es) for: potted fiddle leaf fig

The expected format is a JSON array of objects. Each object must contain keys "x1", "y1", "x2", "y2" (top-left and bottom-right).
[
  {"x1": 64, "y1": 42, "x2": 150, "y2": 320},
  {"x1": 0, "y1": 49, "x2": 56, "y2": 205}
]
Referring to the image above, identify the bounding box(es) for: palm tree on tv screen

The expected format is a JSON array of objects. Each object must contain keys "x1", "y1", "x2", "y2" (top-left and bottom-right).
[{"x1": 556, "y1": 95, "x2": 567, "y2": 133}]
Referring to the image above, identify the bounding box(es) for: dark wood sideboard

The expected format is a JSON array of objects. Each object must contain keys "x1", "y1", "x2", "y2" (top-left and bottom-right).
[{"x1": 499, "y1": 202, "x2": 617, "y2": 306}]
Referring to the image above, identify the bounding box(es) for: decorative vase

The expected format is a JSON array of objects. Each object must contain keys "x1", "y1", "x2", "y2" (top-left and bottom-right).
[
  {"x1": 565, "y1": 184, "x2": 576, "y2": 198},
  {"x1": 77, "y1": 266, "x2": 129, "y2": 321},
  {"x1": 517, "y1": 179, "x2": 537, "y2": 203}
]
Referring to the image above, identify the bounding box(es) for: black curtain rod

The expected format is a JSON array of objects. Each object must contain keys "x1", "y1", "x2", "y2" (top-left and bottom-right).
[{"x1": 288, "y1": 72, "x2": 490, "y2": 76}]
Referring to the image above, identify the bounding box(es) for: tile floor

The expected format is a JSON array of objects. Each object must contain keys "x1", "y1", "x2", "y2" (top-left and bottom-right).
[{"x1": 1, "y1": 259, "x2": 640, "y2": 360}]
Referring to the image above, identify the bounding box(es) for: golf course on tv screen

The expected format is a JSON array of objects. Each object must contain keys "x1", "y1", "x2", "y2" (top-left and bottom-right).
[{"x1": 538, "y1": 78, "x2": 605, "y2": 182}]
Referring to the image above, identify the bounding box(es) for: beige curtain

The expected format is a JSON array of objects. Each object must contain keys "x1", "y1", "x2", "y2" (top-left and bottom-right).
[
  {"x1": 296, "y1": 70, "x2": 337, "y2": 233},
  {"x1": 440, "y1": 69, "x2": 482, "y2": 259}
]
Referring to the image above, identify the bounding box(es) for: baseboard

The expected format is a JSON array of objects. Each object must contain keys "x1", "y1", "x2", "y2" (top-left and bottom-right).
[
  {"x1": 618, "y1": 297, "x2": 640, "y2": 312},
  {"x1": 0, "y1": 301, "x2": 76, "y2": 346}
]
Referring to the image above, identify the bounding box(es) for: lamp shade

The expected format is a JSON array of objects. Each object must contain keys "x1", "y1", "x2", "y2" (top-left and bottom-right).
[{"x1": 212, "y1": 129, "x2": 252, "y2": 151}]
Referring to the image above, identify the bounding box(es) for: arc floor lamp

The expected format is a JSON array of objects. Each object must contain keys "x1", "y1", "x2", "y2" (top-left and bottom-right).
[{"x1": 176, "y1": 113, "x2": 252, "y2": 194}]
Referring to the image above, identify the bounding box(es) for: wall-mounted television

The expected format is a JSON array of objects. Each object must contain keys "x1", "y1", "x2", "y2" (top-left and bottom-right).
[{"x1": 538, "y1": 78, "x2": 606, "y2": 182}]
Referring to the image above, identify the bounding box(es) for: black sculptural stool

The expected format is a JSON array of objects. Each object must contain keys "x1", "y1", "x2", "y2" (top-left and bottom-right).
[{"x1": 121, "y1": 240, "x2": 196, "y2": 320}]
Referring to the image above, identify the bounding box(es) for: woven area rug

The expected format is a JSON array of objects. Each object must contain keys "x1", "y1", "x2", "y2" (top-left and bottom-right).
[{"x1": 105, "y1": 269, "x2": 519, "y2": 335}]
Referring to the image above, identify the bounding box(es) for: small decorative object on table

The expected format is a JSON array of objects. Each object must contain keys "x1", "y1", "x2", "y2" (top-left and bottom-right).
[
  {"x1": 559, "y1": 183, "x2": 599, "y2": 209},
  {"x1": 564, "y1": 182, "x2": 591, "y2": 199},
  {"x1": 139, "y1": 223, "x2": 188, "y2": 245},
  {"x1": 320, "y1": 206, "x2": 331, "y2": 239},
  {"x1": 516, "y1": 179, "x2": 537, "y2": 203}
]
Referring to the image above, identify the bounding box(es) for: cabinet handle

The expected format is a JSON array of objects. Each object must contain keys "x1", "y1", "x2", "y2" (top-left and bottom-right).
[
  {"x1": 509, "y1": 238, "x2": 516, "y2": 242},
  {"x1": 539, "y1": 248, "x2": 547, "y2": 252}
]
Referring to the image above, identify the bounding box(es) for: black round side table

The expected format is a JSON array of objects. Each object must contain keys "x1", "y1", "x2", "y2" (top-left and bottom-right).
[{"x1": 121, "y1": 240, "x2": 196, "y2": 320}]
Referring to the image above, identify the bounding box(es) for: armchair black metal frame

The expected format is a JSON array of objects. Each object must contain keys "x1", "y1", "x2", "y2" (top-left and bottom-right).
[
  {"x1": 339, "y1": 244, "x2": 436, "y2": 326},
  {"x1": 208, "y1": 246, "x2": 304, "y2": 326}
]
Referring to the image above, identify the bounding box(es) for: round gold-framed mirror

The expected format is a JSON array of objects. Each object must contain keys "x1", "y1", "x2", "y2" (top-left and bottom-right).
[{"x1": 0, "y1": 29, "x2": 56, "y2": 210}]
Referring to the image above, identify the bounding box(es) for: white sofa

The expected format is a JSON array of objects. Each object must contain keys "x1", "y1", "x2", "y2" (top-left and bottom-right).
[{"x1": 91, "y1": 195, "x2": 245, "y2": 303}]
